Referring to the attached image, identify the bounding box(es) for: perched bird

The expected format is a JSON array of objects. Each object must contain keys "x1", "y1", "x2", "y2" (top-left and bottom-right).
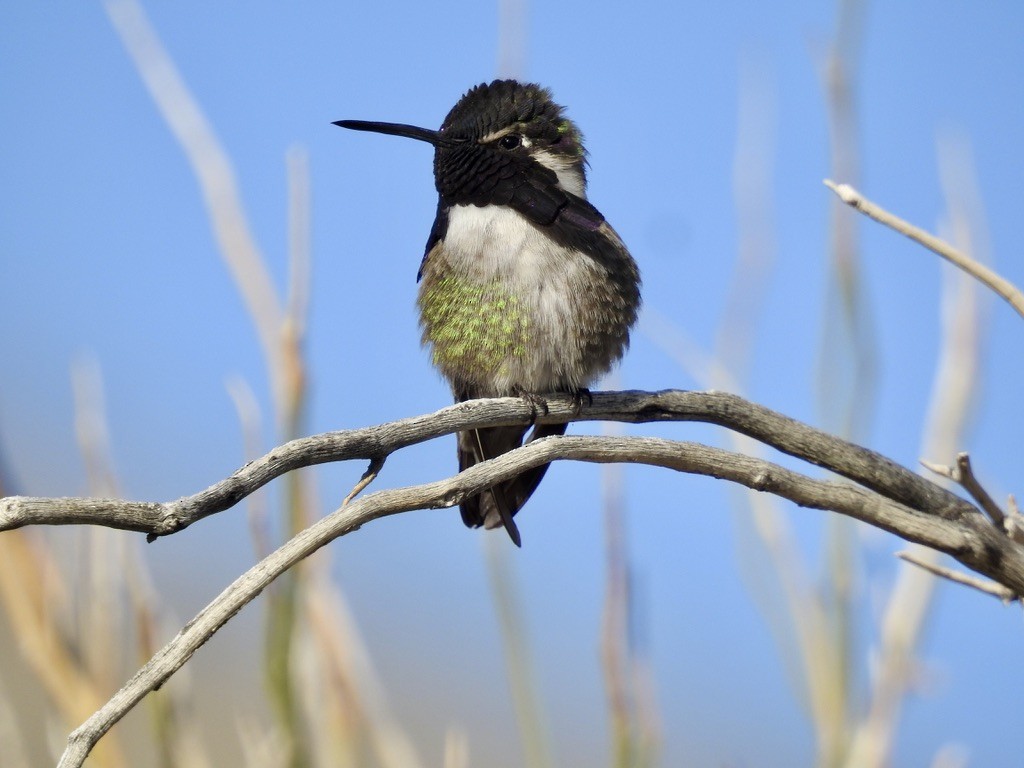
[{"x1": 335, "y1": 79, "x2": 640, "y2": 545}]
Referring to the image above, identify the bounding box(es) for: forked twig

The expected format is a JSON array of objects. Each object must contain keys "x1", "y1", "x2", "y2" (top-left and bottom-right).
[{"x1": 921, "y1": 453, "x2": 1005, "y2": 527}]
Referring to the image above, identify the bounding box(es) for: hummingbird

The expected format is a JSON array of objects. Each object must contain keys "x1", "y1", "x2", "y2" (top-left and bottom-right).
[{"x1": 335, "y1": 79, "x2": 640, "y2": 546}]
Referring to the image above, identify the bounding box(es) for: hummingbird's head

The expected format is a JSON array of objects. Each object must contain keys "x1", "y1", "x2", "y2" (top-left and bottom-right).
[
  {"x1": 335, "y1": 80, "x2": 589, "y2": 210},
  {"x1": 436, "y1": 80, "x2": 587, "y2": 198}
]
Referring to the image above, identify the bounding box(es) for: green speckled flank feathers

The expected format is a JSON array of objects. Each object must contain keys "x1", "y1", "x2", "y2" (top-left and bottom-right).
[{"x1": 418, "y1": 273, "x2": 529, "y2": 383}]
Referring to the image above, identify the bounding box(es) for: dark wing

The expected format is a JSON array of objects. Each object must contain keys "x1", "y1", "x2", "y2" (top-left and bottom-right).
[
  {"x1": 506, "y1": 165, "x2": 606, "y2": 231},
  {"x1": 436, "y1": 141, "x2": 605, "y2": 230}
]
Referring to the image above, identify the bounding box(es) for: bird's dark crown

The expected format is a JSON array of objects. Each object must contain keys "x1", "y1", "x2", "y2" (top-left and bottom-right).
[{"x1": 440, "y1": 80, "x2": 584, "y2": 156}]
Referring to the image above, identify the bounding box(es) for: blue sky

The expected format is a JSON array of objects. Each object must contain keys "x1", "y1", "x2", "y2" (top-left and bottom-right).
[{"x1": 2, "y1": 2, "x2": 1023, "y2": 765}]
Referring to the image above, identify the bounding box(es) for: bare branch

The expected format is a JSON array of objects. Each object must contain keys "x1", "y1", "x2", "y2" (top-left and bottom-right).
[
  {"x1": 341, "y1": 458, "x2": 385, "y2": 507},
  {"x1": 1005, "y1": 495, "x2": 1024, "y2": 544},
  {"x1": 18, "y1": 400, "x2": 1016, "y2": 767},
  {"x1": 954, "y1": 453, "x2": 1005, "y2": 526},
  {"x1": 896, "y1": 551, "x2": 1017, "y2": 604},
  {"x1": 45, "y1": 433, "x2": 1005, "y2": 767},
  {"x1": 49, "y1": 429, "x2": 1022, "y2": 766},
  {"x1": 921, "y1": 453, "x2": 1005, "y2": 526},
  {"x1": 920, "y1": 459, "x2": 953, "y2": 480},
  {"x1": 823, "y1": 180, "x2": 1024, "y2": 320},
  {"x1": 0, "y1": 390, "x2": 980, "y2": 539}
]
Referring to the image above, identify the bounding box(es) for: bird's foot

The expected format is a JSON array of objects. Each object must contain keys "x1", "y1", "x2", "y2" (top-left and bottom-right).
[
  {"x1": 512, "y1": 387, "x2": 550, "y2": 424},
  {"x1": 569, "y1": 387, "x2": 593, "y2": 415}
]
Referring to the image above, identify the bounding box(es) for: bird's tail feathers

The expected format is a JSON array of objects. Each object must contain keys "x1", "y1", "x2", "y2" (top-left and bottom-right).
[{"x1": 457, "y1": 422, "x2": 569, "y2": 546}]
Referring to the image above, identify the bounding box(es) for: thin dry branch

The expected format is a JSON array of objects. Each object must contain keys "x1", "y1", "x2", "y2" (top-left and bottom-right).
[
  {"x1": 1005, "y1": 496, "x2": 1024, "y2": 544},
  {"x1": 48, "y1": 432, "x2": 1016, "y2": 768},
  {"x1": 954, "y1": 454, "x2": 1003, "y2": 528},
  {"x1": 0, "y1": 390, "x2": 1008, "y2": 766},
  {"x1": 341, "y1": 457, "x2": 385, "y2": 507},
  {"x1": 0, "y1": 390, "x2": 980, "y2": 539},
  {"x1": 823, "y1": 180, "x2": 1024, "y2": 320},
  {"x1": 896, "y1": 551, "x2": 1016, "y2": 603},
  {"x1": 921, "y1": 453, "x2": 1005, "y2": 527},
  {"x1": 8, "y1": 390, "x2": 1020, "y2": 605}
]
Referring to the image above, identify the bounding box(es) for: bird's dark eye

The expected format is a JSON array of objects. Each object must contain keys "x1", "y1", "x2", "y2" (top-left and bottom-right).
[{"x1": 499, "y1": 134, "x2": 521, "y2": 150}]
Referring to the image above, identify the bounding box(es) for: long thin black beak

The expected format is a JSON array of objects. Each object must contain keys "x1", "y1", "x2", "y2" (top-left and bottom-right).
[{"x1": 333, "y1": 119, "x2": 447, "y2": 146}]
